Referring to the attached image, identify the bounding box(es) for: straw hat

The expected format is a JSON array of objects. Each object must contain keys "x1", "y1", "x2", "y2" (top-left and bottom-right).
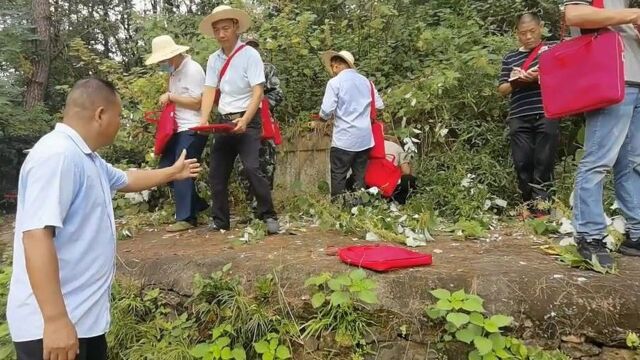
[
  {"x1": 321, "y1": 50, "x2": 356, "y2": 75},
  {"x1": 144, "y1": 35, "x2": 190, "y2": 65},
  {"x1": 199, "y1": 5, "x2": 252, "y2": 38}
]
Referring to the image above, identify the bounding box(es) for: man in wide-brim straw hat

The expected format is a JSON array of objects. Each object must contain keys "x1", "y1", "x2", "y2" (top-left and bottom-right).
[
  {"x1": 144, "y1": 35, "x2": 209, "y2": 233},
  {"x1": 312, "y1": 50, "x2": 384, "y2": 201},
  {"x1": 197, "y1": 5, "x2": 280, "y2": 235}
]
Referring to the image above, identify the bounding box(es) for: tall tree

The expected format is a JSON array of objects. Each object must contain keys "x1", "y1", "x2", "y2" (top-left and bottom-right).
[{"x1": 24, "y1": 0, "x2": 52, "y2": 109}]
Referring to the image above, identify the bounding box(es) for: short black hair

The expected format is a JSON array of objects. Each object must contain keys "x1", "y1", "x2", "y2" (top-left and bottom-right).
[
  {"x1": 517, "y1": 12, "x2": 542, "y2": 26},
  {"x1": 330, "y1": 56, "x2": 349, "y2": 66},
  {"x1": 66, "y1": 77, "x2": 119, "y2": 110}
]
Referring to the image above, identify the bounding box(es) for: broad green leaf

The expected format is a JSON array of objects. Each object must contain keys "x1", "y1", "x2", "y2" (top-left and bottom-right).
[
  {"x1": 254, "y1": 341, "x2": 270, "y2": 354},
  {"x1": 222, "y1": 263, "x2": 232, "y2": 272},
  {"x1": 216, "y1": 336, "x2": 231, "y2": 348},
  {"x1": 495, "y1": 348, "x2": 512, "y2": 359},
  {"x1": 451, "y1": 289, "x2": 466, "y2": 301},
  {"x1": 190, "y1": 343, "x2": 211, "y2": 357},
  {"x1": 276, "y1": 345, "x2": 292, "y2": 359},
  {"x1": 474, "y1": 336, "x2": 493, "y2": 356},
  {"x1": 489, "y1": 333, "x2": 506, "y2": 350},
  {"x1": 483, "y1": 320, "x2": 499, "y2": 333},
  {"x1": 349, "y1": 269, "x2": 367, "y2": 281},
  {"x1": 311, "y1": 292, "x2": 326, "y2": 308},
  {"x1": 463, "y1": 297, "x2": 485, "y2": 312},
  {"x1": 357, "y1": 289, "x2": 379, "y2": 304},
  {"x1": 264, "y1": 353, "x2": 275, "y2": 360},
  {"x1": 327, "y1": 279, "x2": 342, "y2": 291},
  {"x1": 443, "y1": 334, "x2": 453, "y2": 342},
  {"x1": 430, "y1": 289, "x2": 451, "y2": 300},
  {"x1": 467, "y1": 324, "x2": 484, "y2": 337},
  {"x1": 360, "y1": 278, "x2": 377, "y2": 289},
  {"x1": 469, "y1": 350, "x2": 482, "y2": 360},
  {"x1": 436, "y1": 299, "x2": 453, "y2": 311},
  {"x1": 330, "y1": 291, "x2": 350, "y2": 306},
  {"x1": 489, "y1": 315, "x2": 513, "y2": 328},
  {"x1": 425, "y1": 307, "x2": 444, "y2": 319},
  {"x1": 446, "y1": 312, "x2": 470, "y2": 328},
  {"x1": 627, "y1": 332, "x2": 640, "y2": 348},
  {"x1": 335, "y1": 274, "x2": 352, "y2": 286},
  {"x1": 469, "y1": 312, "x2": 485, "y2": 326},
  {"x1": 232, "y1": 347, "x2": 246, "y2": 360},
  {"x1": 518, "y1": 344, "x2": 528, "y2": 358},
  {"x1": 482, "y1": 353, "x2": 498, "y2": 360},
  {"x1": 270, "y1": 338, "x2": 278, "y2": 351},
  {"x1": 221, "y1": 347, "x2": 233, "y2": 360},
  {"x1": 455, "y1": 328, "x2": 475, "y2": 344},
  {"x1": 451, "y1": 299, "x2": 464, "y2": 309}
]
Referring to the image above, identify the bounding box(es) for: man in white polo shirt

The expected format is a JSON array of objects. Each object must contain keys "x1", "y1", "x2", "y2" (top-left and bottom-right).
[
  {"x1": 145, "y1": 35, "x2": 209, "y2": 232},
  {"x1": 198, "y1": 5, "x2": 279, "y2": 234},
  {"x1": 7, "y1": 78, "x2": 201, "y2": 360}
]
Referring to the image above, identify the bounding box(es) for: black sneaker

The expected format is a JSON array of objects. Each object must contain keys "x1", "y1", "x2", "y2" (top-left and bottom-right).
[
  {"x1": 208, "y1": 222, "x2": 230, "y2": 232},
  {"x1": 618, "y1": 233, "x2": 640, "y2": 257},
  {"x1": 576, "y1": 237, "x2": 615, "y2": 269}
]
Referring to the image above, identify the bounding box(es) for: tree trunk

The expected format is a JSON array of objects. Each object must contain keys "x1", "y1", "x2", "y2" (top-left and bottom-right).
[{"x1": 24, "y1": 0, "x2": 52, "y2": 110}]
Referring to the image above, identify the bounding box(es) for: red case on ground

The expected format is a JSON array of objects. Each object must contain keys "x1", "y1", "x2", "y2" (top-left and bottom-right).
[{"x1": 338, "y1": 245, "x2": 433, "y2": 272}]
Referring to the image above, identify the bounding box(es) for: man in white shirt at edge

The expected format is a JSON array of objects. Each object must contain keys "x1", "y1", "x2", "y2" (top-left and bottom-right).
[
  {"x1": 197, "y1": 5, "x2": 279, "y2": 234},
  {"x1": 7, "y1": 78, "x2": 201, "y2": 360},
  {"x1": 145, "y1": 35, "x2": 209, "y2": 233},
  {"x1": 312, "y1": 50, "x2": 384, "y2": 202}
]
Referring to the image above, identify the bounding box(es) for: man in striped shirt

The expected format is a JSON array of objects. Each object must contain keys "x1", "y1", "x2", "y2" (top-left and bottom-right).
[{"x1": 498, "y1": 13, "x2": 559, "y2": 217}]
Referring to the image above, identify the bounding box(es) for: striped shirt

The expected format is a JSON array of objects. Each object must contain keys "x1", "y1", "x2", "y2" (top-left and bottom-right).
[{"x1": 498, "y1": 44, "x2": 551, "y2": 120}]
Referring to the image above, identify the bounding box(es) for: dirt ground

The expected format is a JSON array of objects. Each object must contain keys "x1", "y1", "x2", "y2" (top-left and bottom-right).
[{"x1": 2, "y1": 216, "x2": 640, "y2": 353}]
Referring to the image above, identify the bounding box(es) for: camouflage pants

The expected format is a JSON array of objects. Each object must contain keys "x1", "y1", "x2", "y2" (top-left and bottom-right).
[{"x1": 234, "y1": 139, "x2": 276, "y2": 209}]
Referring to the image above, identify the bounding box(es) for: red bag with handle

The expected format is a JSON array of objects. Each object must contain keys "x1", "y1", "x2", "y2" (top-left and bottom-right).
[
  {"x1": 260, "y1": 98, "x2": 282, "y2": 144},
  {"x1": 364, "y1": 155, "x2": 402, "y2": 198},
  {"x1": 369, "y1": 81, "x2": 386, "y2": 159},
  {"x1": 338, "y1": 245, "x2": 432, "y2": 272},
  {"x1": 538, "y1": 0, "x2": 625, "y2": 118},
  {"x1": 144, "y1": 102, "x2": 177, "y2": 156}
]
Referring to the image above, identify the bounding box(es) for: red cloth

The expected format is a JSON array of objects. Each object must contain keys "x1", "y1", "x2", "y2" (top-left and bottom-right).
[
  {"x1": 364, "y1": 157, "x2": 401, "y2": 197},
  {"x1": 338, "y1": 245, "x2": 433, "y2": 272}
]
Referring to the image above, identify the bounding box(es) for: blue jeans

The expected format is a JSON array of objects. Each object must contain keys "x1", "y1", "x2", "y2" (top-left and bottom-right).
[
  {"x1": 159, "y1": 130, "x2": 208, "y2": 223},
  {"x1": 573, "y1": 86, "x2": 640, "y2": 241}
]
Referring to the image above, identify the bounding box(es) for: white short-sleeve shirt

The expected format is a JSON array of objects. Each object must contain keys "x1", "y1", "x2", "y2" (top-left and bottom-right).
[
  {"x1": 169, "y1": 56, "x2": 205, "y2": 132},
  {"x1": 204, "y1": 41, "x2": 266, "y2": 115},
  {"x1": 7, "y1": 123, "x2": 128, "y2": 342}
]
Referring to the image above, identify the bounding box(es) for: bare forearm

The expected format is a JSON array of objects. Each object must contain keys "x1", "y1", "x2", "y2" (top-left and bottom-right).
[
  {"x1": 400, "y1": 163, "x2": 412, "y2": 176},
  {"x1": 245, "y1": 85, "x2": 264, "y2": 121},
  {"x1": 200, "y1": 87, "x2": 216, "y2": 122},
  {"x1": 498, "y1": 83, "x2": 512, "y2": 97},
  {"x1": 121, "y1": 167, "x2": 178, "y2": 193},
  {"x1": 170, "y1": 93, "x2": 201, "y2": 111},
  {"x1": 565, "y1": 5, "x2": 639, "y2": 28},
  {"x1": 23, "y1": 228, "x2": 68, "y2": 323}
]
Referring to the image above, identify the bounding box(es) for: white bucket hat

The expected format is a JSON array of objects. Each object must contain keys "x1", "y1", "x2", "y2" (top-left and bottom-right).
[
  {"x1": 144, "y1": 35, "x2": 190, "y2": 65},
  {"x1": 321, "y1": 50, "x2": 356, "y2": 75},
  {"x1": 199, "y1": 5, "x2": 252, "y2": 38}
]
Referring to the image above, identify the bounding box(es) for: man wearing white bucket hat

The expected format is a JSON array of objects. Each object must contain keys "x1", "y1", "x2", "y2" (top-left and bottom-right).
[
  {"x1": 314, "y1": 50, "x2": 384, "y2": 200},
  {"x1": 145, "y1": 35, "x2": 208, "y2": 233},
  {"x1": 198, "y1": 5, "x2": 279, "y2": 234}
]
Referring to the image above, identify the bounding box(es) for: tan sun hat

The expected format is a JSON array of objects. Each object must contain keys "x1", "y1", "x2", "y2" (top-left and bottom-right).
[
  {"x1": 321, "y1": 50, "x2": 356, "y2": 75},
  {"x1": 199, "y1": 5, "x2": 252, "y2": 38},
  {"x1": 144, "y1": 35, "x2": 190, "y2": 65}
]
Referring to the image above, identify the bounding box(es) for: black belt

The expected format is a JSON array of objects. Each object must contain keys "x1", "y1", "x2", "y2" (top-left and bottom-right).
[{"x1": 219, "y1": 111, "x2": 246, "y2": 121}]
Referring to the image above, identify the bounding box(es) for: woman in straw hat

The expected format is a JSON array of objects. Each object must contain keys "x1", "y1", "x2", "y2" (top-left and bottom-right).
[
  {"x1": 197, "y1": 5, "x2": 280, "y2": 235},
  {"x1": 312, "y1": 50, "x2": 384, "y2": 202},
  {"x1": 145, "y1": 35, "x2": 209, "y2": 233}
]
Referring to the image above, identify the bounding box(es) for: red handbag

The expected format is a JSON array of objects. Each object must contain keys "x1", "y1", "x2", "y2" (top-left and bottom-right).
[
  {"x1": 213, "y1": 44, "x2": 247, "y2": 106},
  {"x1": 369, "y1": 81, "x2": 386, "y2": 159},
  {"x1": 538, "y1": 0, "x2": 625, "y2": 118},
  {"x1": 338, "y1": 245, "x2": 433, "y2": 272},
  {"x1": 144, "y1": 102, "x2": 177, "y2": 156},
  {"x1": 364, "y1": 155, "x2": 402, "y2": 198},
  {"x1": 260, "y1": 98, "x2": 282, "y2": 144}
]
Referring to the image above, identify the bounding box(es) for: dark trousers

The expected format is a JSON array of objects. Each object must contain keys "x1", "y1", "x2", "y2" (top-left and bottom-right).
[
  {"x1": 330, "y1": 147, "x2": 369, "y2": 198},
  {"x1": 209, "y1": 126, "x2": 276, "y2": 229},
  {"x1": 14, "y1": 334, "x2": 107, "y2": 360},
  {"x1": 159, "y1": 130, "x2": 209, "y2": 223},
  {"x1": 235, "y1": 139, "x2": 277, "y2": 211},
  {"x1": 509, "y1": 114, "x2": 559, "y2": 203}
]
